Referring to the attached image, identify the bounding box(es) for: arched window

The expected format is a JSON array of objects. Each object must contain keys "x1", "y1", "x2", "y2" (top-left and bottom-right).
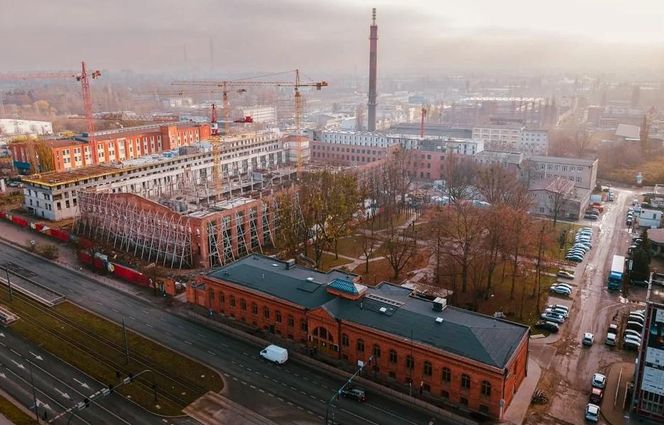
[
  {"x1": 251, "y1": 303, "x2": 258, "y2": 315},
  {"x1": 356, "y1": 339, "x2": 365, "y2": 352},
  {"x1": 240, "y1": 299, "x2": 247, "y2": 310},
  {"x1": 275, "y1": 311, "x2": 282, "y2": 323},
  {"x1": 341, "y1": 334, "x2": 349, "y2": 347},
  {"x1": 229, "y1": 295, "x2": 236, "y2": 307},
  {"x1": 461, "y1": 374, "x2": 471, "y2": 390},
  {"x1": 389, "y1": 349, "x2": 397, "y2": 364},
  {"x1": 405, "y1": 355, "x2": 414, "y2": 370},
  {"x1": 263, "y1": 306, "x2": 270, "y2": 319},
  {"x1": 423, "y1": 361, "x2": 432, "y2": 376},
  {"x1": 441, "y1": 367, "x2": 451, "y2": 383},
  {"x1": 481, "y1": 380, "x2": 492, "y2": 397},
  {"x1": 372, "y1": 344, "x2": 381, "y2": 358}
]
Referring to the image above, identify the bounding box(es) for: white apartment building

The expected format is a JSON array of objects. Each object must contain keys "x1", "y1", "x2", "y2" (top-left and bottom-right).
[
  {"x1": 524, "y1": 156, "x2": 599, "y2": 191},
  {"x1": 320, "y1": 130, "x2": 422, "y2": 150},
  {"x1": 0, "y1": 119, "x2": 53, "y2": 136},
  {"x1": 518, "y1": 129, "x2": 549, "y2": 155},
  {"x1": 22, "y1": 131, "x2": 287, "y2": 221},
  {"x1": 240, "y1": 106, "x2": 277, "y2": 123},
  {"x1": 473, "y1": 126, "x2": 549, "y2": 156}
]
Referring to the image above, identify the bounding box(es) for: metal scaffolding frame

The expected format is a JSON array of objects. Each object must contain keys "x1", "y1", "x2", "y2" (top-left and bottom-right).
[{"x1": 75, "y1": 191, "x2": 193, "y2": 268}]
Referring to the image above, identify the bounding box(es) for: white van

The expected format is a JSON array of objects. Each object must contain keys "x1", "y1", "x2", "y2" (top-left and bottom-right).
[{"x1": 260, "y1": 344, "x2": 288, "y2": 364}]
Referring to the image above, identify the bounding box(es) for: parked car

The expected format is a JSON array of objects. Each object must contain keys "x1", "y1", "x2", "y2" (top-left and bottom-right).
[
  {"x1": 623, "y1": 330, "x2": 642, "y2": 342},
  {"x1": 628, "y1": 315, "x2": 645, "y2": 326},
  {"x1": 626, "y1": 321, "x2": 644, "y2": 333},
  {"x1": 550, "y1": 285, "x2": 572, "y2": 296},
  {"x1": 534, "y1": 320, "x2": 560, "y2": 333},
  {"x1": 557, "y1": 270, "x2": 575, "y2": 279},
  {"x1": 340, "y1": 387, "x2": 367, "y2": 402},
  {"x1": 544, "y1": 308, "x2": 567, "y2": 319},
  {"x1": 585, "y1": 403, "x2": 600, "y2": 423},
  {"x1": 607, "y1": 323, "x2": 618, "y2": 335},
  {"x1": 630, "y1": 310, "x2": 646, "y2": 319},
  {"x1": 566, "y1": 254, "x2": 584, "y2": 263},
  {"x1": 589, "y1": 387, "x2": 604, "y2": 404},
  {"x1": 623, "y1": 337, "x2": 641, "y2": 350},
  {"x1": 548, "y1": 304, "x2": 570, "y2": 314},
  {"x1": 540, "y1": 313, "x2": 565, "y2": 324},
  {"x1": 631, "y1": 279, "x2": 649, "y2": 288},
  {"x1": 584, "y1": 214, "x2": 599, "y2": 220},
  {"x1": 555, "y1": 282, "x2": 573, "y2": 291},
  {"x1": 582, "y1": 332, "x2": 594, "y2": 346},
  {"x1": 545, "y1": 307, "x2": 569, "y2": 318},
  {"x1": 605, "y1": 333, "x2": 617, "y2": 346},
  {"x1": 591, "y1": 373, "x2": 606, "y2": 389}
]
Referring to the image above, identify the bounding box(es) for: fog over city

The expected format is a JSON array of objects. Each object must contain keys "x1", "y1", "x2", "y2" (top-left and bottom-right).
[{"x1": 3, "y1": 0, "x2": 664, "y2": 74}]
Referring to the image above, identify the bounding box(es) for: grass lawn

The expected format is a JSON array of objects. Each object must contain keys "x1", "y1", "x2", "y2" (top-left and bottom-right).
[
  {"x1": 334, "y1": 235, "x2": 387, "y2": 260},
  {"x1": 600, "y1": 153, "x2": 664, "y2": 185},
  {"x1": 352, "y1": 248, "x2": 429, "y2": 285},
  {"x1": 359, "y1": 212, "x2": 412, "y2": 232},
  {"x1": 0, "y1": 395, "x2": 37, "y2": 425},
  {"x1": 319, "y1": 252, "x2": 352, "y2": 271},
  {"x1": 2, "y1": 289, "x2": 222, "y2": 416},
  {"x1": 544, "y1": 221, "x2": 583, "y2": 261}
]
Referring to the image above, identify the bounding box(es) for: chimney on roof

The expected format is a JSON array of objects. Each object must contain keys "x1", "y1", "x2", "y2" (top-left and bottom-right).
[{"x1": 432, "y1": 297, "x2": 447, "y2": 312}]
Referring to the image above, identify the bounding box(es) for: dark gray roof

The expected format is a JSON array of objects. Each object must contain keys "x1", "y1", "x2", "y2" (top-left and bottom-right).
[
  {"x1": 323, "y1": 283, "x2": 528, "y2": 369},
  {"x1": 207, "y1": 255, "x2": 528, "y2": 369},
  {"x1": 206, "y1": 254, "x2": 356, "y2": 309}
]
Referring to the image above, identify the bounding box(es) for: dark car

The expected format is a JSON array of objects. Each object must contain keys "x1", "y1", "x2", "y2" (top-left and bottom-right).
[
  {"x1": 340, "y1": 388, "x2": 367, "y2": 402},
  {"x1": 589, "y1": 387, "x2": 604, "y2": 404},
  {"x1": 534, "y1": 320, "x2": 560, "y2": 333},
  {"x1": 631, "y1": 279, "x2": 649, "y2": 288}
]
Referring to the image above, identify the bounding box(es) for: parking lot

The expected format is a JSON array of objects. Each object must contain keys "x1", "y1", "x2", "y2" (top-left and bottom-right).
[{"x1": 526, "y1": 187, "x2": 650, "y2": 425}]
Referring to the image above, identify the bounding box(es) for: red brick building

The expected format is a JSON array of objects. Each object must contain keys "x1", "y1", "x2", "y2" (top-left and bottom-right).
[
  {"x1": 188, "y1": 255, "x2": 529, "y2": 419},
  {"x1": 10, "y1": 123, "x2": 210, "y2": 173}
]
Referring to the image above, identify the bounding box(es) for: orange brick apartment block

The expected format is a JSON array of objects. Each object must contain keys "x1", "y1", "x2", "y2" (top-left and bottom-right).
[
  {"x1": 189, "y1": 255, "x2": 529, "y2": 419},
  {"x1": 10, "y1": 123, "x2": 210, "y2": 172}
]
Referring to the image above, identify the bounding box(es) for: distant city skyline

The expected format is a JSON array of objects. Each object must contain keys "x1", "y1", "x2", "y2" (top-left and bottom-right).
[{"x1": 2, "y1": 0, "x2": 664, "y2": 74}]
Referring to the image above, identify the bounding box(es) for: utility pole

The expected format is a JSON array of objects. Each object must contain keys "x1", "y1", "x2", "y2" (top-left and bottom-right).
[
  {"x1": 4, "y1": 267, "x2": 12, "y2": 302},
  {"x1": 325, "y1": 356, "x2": 373, "y2": 424},
  {"x1": 28, "y1": 360, "x2": 40, "y2": 423},
  {"x1": 122, "y1": 318, "x2": 129, "y2": 364}
]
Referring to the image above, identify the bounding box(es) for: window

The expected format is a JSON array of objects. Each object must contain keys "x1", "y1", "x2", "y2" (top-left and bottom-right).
[
  {"x1": 405, "y1": 355, "x2": 414, "y2": 370},
  {"x1": 341, "y1": 334, "x2": 349, "y2": 347},
  {"x1": 442, "y1": 367, "x2": 451, "y2": 383},
  {"x1": 218, "y1": 292, "x2": 225, "y2": 305},
  {"x1": 389, "y1": 349, "x2": 397, "y2": 364},
  {"x1": 300, "y1": 319, "x2": 307, "y2": 332},
  {"x1": 287, "y1": 315, "x2": 294, "y2": 327},
  {"x1": 481, "y1": 381, "x2": 492, "y2": 397},
  {"x1": 275, "y1": 311, "x2": 282, "y2": 323},
  {"x1": 263, "y1": 306, "x2": 270, "y2": 319},
  {"x1": 229, "y1": 296, "x2": 236, "y2": 307},
  {"x1": 356, "y1": 339, "x2": 365, "y2": 352},
  {"x1": 251, "y1": 303, "x2": 258, "y2": 315},
  {"x1": 372, "y1": 344, "x2": 381, "y2": 358},
  {"x1": 461, "y1": 374, "x2": 471, "y2": 390},
  {"x1": 240, "y1": 299, "x2": 247, "y2": 310},
  {"x1": 423, "y1": 361, "x2": 432, "y2": 376}
]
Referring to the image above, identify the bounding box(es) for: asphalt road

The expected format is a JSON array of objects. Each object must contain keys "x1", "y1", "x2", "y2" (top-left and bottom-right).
[
  {"x1": 0, "y1": 242, "x2": 448, "y2": 425},
  {"x1": 527, "y1": 188, "x2": 646, "y2": 425},
  {"x1": 0, "y1": 329, "x2": 197, "y2": 425}
]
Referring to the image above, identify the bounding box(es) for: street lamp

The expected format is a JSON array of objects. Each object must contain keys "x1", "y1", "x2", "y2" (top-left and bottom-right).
[{"x1": 324, "y1": 356, "x2": 373, "y2": 424}]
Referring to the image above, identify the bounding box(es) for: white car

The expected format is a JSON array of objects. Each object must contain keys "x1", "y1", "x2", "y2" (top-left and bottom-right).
[
  {"x1": 591, "y1": 373, "x2": 606, "y2": 389},
  {"x1": 582, "y1": 332, "x2": 594, "y2": 346},
  {"x1": 557, "y1": 270, "x2": 575, "y2": 279},
  {"x1": 585, "y1": 403, "x2": 600, "y2": 422},
  {"x1": 605, "y1": 333, "x2": 617, "y2": 346}
]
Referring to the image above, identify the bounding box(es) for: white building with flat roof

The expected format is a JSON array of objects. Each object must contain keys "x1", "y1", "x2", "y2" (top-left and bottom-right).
[
  {"x1": 518, "y1": 129, "x2": 549, "y2": 155},
  {"x1": 0, "y1": 119, "x2": 53, "y2": 136},
  {"x1": 524, "y1": 156, "x2": 599, "y2": 191}
]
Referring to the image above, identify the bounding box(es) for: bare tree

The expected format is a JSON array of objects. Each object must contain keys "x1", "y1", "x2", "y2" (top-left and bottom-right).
[
  {"x1": 275, "y1": 190, "x2": 304, "y2": 259},
  {"x1": 441, "y1": 155, "x2": 478, "y2": 205},
  {"x1": 359, "y1": 212, "x2": 378, "y2": 274},
  {"x1": 545, "y1": 177, "x2": 574, "y2": 226},
  {"x1": 383, "y1": 220, "x2": 417, "y2": 280}
]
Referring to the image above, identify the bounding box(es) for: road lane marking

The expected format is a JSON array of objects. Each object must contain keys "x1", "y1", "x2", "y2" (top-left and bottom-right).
[{"x1": 207, "y1": 350, "x2": 216, "y2": 356}]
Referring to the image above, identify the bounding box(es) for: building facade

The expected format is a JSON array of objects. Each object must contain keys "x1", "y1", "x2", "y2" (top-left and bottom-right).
[
  {"x1": 637, "y1": 208, "x2": 663, "y2": 229},
  {"x1": 528, "y1": 177, "x2": 590, "y2": 221},
  {"x1": 632, "y1": 292, "x2": 664, "y2": 420},
  {"x1": 0, "y1": 119, "x2": 53, "y2": 136},
  {"x1": 188, "y1": 255, "x2": 530, "y2": 420},
  {"x1": 21, "y1": 130, "x2": 286, "y2": 221},
  {"x1": 517, "y1": 129, "x2": 549, "y2": 156},
  {"x1": 472, "y1": 125, "x2": 521, "y2": 151},
  {"x1": 523, "y1": 156, "x2": 598, "y2": 191},
  {"x1": 9, "y1": 123, "x2": 210, "y2": 173}
]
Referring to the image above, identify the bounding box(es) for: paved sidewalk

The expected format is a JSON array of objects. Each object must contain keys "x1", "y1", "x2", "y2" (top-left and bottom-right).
[
  {"x1": 601, "y1": 361, "x2": 633, "y2": 425},
  {"x1": 502, "y1": 358, "x2": 542, "y2": 425}
]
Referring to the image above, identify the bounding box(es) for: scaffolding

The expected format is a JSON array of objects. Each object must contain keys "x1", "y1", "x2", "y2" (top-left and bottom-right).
[{"x1": 75, "y1": 190, "x2": 193, "y2": 268}]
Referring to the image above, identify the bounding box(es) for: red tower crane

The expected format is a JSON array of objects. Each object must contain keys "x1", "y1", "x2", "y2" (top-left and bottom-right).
[{"x1": 73, "y1": 61, "x2": 101, "y2": 146}]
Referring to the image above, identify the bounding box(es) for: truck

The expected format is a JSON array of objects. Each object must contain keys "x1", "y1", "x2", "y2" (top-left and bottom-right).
[
  {"x1": 259, "y1": 344, "x2": 288, "y2": 364},
  {"x1": 608, "y1": 255, "x2": 625, "y2": 291}
]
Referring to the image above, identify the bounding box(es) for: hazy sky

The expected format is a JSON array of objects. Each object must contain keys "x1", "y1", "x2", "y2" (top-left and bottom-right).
[{"x1": 3, "y1": 0, "x2": 664, "y2": 75}]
